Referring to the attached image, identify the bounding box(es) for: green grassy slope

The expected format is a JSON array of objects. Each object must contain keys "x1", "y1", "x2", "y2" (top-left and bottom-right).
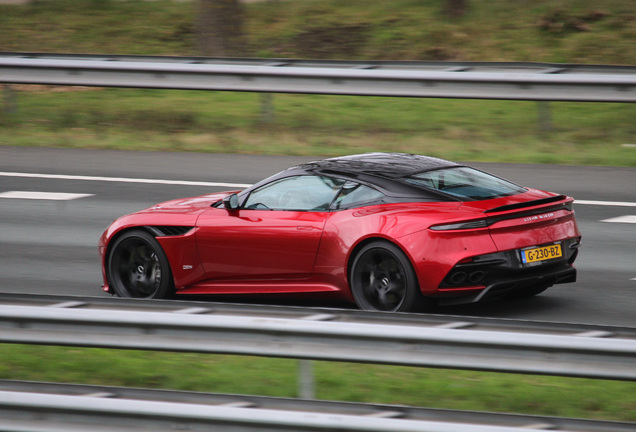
[{"x1": 2, "y1": 0, "x2": 635, "y2": 64}]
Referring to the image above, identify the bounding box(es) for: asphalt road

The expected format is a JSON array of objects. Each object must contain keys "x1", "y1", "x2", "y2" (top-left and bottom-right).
[{"x1": 1, "y1": 146, "x2": 634, "y2": 327}]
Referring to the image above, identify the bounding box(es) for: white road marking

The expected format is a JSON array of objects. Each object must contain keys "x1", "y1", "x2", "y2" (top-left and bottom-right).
[
  {"x1": 0, "y1": 191, "x2": 94, "y2": 201},
  {"x1": 576, "y1": 200, "x2": 636, "y2": 207},
  {"x1": 0, "y1": 172, "x2": 633, "y2": 205},
  {"x1": 0, "y1": 171, "x2": 252, "y2": 188},
  {"x1": 601, "y1": 215, "x2": 636, "y2": 224}
]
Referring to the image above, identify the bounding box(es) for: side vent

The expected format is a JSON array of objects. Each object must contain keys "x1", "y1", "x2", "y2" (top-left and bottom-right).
[{"x1": 146, "y1": 226, "x2": 194, "y2": 237}]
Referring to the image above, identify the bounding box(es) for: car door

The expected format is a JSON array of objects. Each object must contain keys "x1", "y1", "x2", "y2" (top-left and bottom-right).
[{"x1": 196, "y1": 175, "x2": 344, "y2": 280}]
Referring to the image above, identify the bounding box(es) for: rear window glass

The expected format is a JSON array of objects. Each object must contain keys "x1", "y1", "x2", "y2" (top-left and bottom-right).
[{"x1": 404, "y1": 167, "x2": 526, "y2": 200}]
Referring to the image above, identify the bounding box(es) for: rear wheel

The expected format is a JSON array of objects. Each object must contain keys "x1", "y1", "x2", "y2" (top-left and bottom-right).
[
  {"x1": 107, "y1": 230, "x2": 174, "y2": 299},
  {"x1": 350, "y1": 241, "x2": 426, "y2": 312}
]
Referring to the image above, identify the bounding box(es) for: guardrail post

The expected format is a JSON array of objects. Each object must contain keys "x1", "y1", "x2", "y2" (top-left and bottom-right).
[
  {"x1": 260, "y1": 93, "x2": 274, "y2": 123},
  {"x1": 2, "y1": 85, "x2": 17, "y2": 115},
  {"x1": 537, "y1": 101, "x2": 552, "y2": 133},
  {"x1": 298, "y1": 360, "x2": 315, "y2": 399}
]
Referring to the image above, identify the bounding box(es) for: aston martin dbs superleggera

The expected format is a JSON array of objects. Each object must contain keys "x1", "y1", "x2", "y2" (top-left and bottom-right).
[{"x1": 99, "y1": 153, "x2": 581, "y2": 312}]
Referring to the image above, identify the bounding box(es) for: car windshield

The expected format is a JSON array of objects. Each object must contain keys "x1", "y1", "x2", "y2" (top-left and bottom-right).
[{"x1": 404, "y1": 167, "x2": 527, "y2": 200}]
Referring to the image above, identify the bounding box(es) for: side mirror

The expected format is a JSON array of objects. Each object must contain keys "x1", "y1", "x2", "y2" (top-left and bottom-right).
[{"x1": 223, "y1": 193, "x2": 239, "y2": 210}]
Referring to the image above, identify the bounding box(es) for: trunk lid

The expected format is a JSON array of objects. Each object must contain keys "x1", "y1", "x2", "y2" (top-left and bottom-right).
[{"x1": 459, "y1": 189, "x2": 580, "y2": 251}]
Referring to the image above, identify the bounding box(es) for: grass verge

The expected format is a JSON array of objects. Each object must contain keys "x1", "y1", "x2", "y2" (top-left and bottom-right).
[
  {"x1": 2, "y1": 87, "x2": 635, "y2": 166},
  {"x1": 1, "y1": 343, "x2": 635, "y2": 421}
]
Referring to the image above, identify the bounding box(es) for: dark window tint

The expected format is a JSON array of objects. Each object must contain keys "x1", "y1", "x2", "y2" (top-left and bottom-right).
[
  {"x1": 333, "y1": 182, "x2": 385, "y2": 209},
  {"x1": 405, "y1": 167, "x2": 526, "y2": 200}
]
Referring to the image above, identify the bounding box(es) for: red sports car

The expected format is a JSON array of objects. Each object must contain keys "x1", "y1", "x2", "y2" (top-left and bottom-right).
[{"x1": 99, "y1": 153, "x2": 581, "y2": 312}]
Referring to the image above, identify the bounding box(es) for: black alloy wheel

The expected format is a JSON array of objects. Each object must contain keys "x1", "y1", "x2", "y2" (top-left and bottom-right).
[
  {"x1": 107, "y1": 230, "x2": 174, "y2": 299},
  {"x1": 350, "y1": 241, "x2": 425, "y2": 312}
]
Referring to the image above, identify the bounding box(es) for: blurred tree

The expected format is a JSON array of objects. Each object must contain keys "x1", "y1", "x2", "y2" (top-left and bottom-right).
[
  {"x1": 444, "y1": 0, "x2": 468, "y2": 18},
  {"x1": 197, "y1": 0, "x2": 244, "y2": 56}
]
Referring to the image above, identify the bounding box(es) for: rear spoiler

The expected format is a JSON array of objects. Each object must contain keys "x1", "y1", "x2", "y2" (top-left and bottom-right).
[{"x1": 484, "y1": 195, "x2": 568, "y2": 214}]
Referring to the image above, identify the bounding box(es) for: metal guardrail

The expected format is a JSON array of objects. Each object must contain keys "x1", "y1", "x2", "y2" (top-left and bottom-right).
[
  {"x1": 3, "y1": 293, "x2": 635, "y2": 335},
  {"x1": 1, "y1": 52, "x2": 635, "y2": 102},
  {"x1": 2, "y1": 380, "x2": 634, "y2": 432},
  {"x1": 1, "y1": 294, "x2": 635, "y2": 431},
  {"x1": 1, "y1": 294, "x2": 635, "y2": 381}
]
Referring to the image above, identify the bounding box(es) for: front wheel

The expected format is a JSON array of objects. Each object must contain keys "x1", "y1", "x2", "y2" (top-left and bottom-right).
[
  {"x1": 107, "y1": 230, "x2": 175, "y2": 299},
  {"x1": 349, "y1": 241, "x2": 426, "y2": 312}
]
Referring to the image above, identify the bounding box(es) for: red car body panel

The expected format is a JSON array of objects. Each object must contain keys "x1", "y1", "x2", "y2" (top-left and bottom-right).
[{"x1": 196, "y1": 208, "x2": 328, "y2": 280}]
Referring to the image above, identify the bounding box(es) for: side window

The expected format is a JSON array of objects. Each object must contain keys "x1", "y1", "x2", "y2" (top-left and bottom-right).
[
  {"x1": 243, "y1": 175, "x2": 344, "y2": 211},
  {"x1": 333, "y1": 181, "x2": 385, "y2": 209}
]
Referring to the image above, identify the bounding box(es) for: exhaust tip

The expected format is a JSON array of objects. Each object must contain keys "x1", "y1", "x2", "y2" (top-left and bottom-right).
[
  {"x1": 450, "y1": 272, "x2": 467, "y2": 285},
  {"x1": 469, "y1": 271, "x2": 485, "y2": 284}
]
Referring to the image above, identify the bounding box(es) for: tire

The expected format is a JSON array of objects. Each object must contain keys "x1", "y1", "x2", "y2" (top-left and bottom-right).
[
  {"x1": 107, "y1": 229, "x2": 175, "y2": 299},
  {"x1": 349, "y1": 241, "x2": 426, "y2": 312}
]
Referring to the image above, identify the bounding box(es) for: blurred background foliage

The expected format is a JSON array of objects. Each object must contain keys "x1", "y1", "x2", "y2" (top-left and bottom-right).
[
  {"x1": 1, "y1": 0, "x2": 635, "y2": 63},
  {"x1": 0, "y1": 0, "x2": 635, "y2": 165}
]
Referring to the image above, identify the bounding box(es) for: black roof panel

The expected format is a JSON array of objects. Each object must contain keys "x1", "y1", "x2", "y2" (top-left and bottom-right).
[{"x1": 301, "y1": 153, "x2": 459, "y2": 179}]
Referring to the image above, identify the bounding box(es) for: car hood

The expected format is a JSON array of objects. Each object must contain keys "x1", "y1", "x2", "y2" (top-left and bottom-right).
[
  {"x1": 141, "y1": 192, "x2": 235, "y2": 214},
  {"x1": 101, "y1": 192, "x2": 236, "y2": 242}
]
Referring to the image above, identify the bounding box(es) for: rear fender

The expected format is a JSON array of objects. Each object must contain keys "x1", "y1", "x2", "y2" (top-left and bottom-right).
[{"x1": 398, "y1": 228, "x2": 497, "y2": 296}]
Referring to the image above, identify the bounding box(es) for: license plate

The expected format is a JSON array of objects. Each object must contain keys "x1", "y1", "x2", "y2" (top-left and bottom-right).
[{"x1": 521, "y1": 244, "x2": 562, "y2": 264}]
